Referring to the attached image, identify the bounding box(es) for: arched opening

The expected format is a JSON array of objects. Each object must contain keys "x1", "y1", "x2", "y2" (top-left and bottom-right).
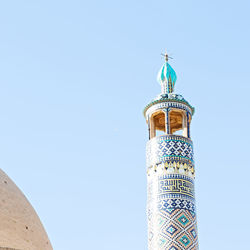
[
  {"x1": 149, "y1": 111, "x2": 166, "y2": 139},
  {"x1": 169, "y1": 110, "x2": 187, "y2": 137}
]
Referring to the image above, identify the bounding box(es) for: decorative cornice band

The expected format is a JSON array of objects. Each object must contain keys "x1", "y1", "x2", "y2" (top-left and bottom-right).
[{"x1": 143, "y1": 95, "x2": 195, "y2": 118}]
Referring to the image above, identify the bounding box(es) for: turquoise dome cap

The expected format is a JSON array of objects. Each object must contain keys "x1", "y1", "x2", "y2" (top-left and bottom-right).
[{"x1": 157, "y1": 62, "x2": 177, "y2": 93}]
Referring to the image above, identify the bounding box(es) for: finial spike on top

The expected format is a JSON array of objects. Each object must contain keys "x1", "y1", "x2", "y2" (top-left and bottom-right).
[
  {"x1": 161, "y1": 51, "x2": 173, "y2": 62},
  {"x1": 157, "y1": 52, "x2": 177, "y2": 94}
]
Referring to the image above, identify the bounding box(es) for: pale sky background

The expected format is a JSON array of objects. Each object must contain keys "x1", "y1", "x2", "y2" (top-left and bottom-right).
[{"x1": 0, "y1": 1, "x2": 249, "y2": 249}]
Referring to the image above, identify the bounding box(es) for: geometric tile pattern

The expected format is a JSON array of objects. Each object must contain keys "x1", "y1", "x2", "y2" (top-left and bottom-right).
[
  {"x1": 146, "y1": 135, "x2": 194, "y2": 169},
  {"x1": 178, "y1": 214, "x2": 190, "y2": 226},
  {"x1": 147, "y1": 170, "x2": 198, "y2": 249},
  {"x1": 158, "y1": 198, "x2": 196, "y2": 215},
  {"x1": 157, "y1": 208, "x2": 198, "y2": 249}
]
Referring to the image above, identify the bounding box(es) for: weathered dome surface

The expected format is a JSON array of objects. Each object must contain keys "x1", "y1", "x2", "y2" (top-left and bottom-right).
[{"x1": 0, "y1": 169, "x2": 52, "y2": 250}]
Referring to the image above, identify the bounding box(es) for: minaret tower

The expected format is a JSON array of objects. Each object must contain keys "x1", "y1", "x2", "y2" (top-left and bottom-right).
[{"x1": 144, "y1": 54, "x2": 198, "y2": 249}]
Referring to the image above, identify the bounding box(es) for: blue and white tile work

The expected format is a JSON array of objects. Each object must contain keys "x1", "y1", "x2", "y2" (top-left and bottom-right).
[
  {"x1": 146, "y1": 135, "x2": 194, "y2": 171},
  {"x1": 144, "y1": 58, "x2": 198, "y2": 249},
  {"x1": 146, "y1": 147, "x2": 198, "y2": 249}
]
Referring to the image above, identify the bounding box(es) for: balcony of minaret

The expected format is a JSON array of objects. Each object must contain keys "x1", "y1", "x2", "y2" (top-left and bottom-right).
[
  {"x1": 146, "y1": 107, "x2": 194, "y2": 176},
  {"x1": 148, "y1": 109, "x2": 191, "y2": 139}
]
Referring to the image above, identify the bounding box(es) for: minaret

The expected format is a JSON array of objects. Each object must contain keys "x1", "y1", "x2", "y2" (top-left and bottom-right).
[{"x1": 144, "y1": 54, "x2": 198, "y2": 250}]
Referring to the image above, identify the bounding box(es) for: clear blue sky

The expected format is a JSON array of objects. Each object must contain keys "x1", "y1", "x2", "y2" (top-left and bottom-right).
[{"x1": 0, "y1": 1, "x2": 249, "y2": 249}]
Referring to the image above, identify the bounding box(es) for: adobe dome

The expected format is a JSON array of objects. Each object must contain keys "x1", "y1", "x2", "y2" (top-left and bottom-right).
[{"x1": 0, "y1": 169, "x2": 52, "y2": 250}]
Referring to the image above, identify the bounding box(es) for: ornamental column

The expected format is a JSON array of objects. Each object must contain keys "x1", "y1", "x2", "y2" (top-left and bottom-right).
[{"x1": 144, "y1": 55, "x2": 199, "y2": 250}]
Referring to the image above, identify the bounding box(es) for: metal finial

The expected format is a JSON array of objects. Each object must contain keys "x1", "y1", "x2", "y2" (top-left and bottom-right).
[{"x1": 161, "y1": 52, "x2": 173, "y2": 62}]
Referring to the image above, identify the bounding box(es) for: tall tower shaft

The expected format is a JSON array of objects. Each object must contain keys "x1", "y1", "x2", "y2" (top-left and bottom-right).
[{"x1": 144, "y1": 58, "x2": 198, "y2": 249}]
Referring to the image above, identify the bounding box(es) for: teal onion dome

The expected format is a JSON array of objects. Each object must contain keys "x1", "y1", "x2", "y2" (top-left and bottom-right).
[{"x1": 157, "y1": 62, "x2": 177, "y2": 94}]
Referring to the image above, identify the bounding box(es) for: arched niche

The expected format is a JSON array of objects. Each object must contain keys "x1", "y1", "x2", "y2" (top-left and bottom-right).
[
  {"x1": 149, "y1": 111, "x2": 166, "y2": 139},
  {"x1": 169, "y1": 109, "x2": 188, "y2": 137}
]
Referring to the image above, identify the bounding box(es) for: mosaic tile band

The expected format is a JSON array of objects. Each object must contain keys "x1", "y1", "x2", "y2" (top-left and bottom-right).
[
  {"x1": 147, "y1": 162, "x2": 195, "y2": 177},
  {"x1": 143, "y1": 93, "x2": 195, "y2": 118},
  {"x1": 145, "y1": 100, "x2": 193, "y2": 119},
  {"x1": 146, "y1": 135, "x2": 194, "y2": 169}
]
